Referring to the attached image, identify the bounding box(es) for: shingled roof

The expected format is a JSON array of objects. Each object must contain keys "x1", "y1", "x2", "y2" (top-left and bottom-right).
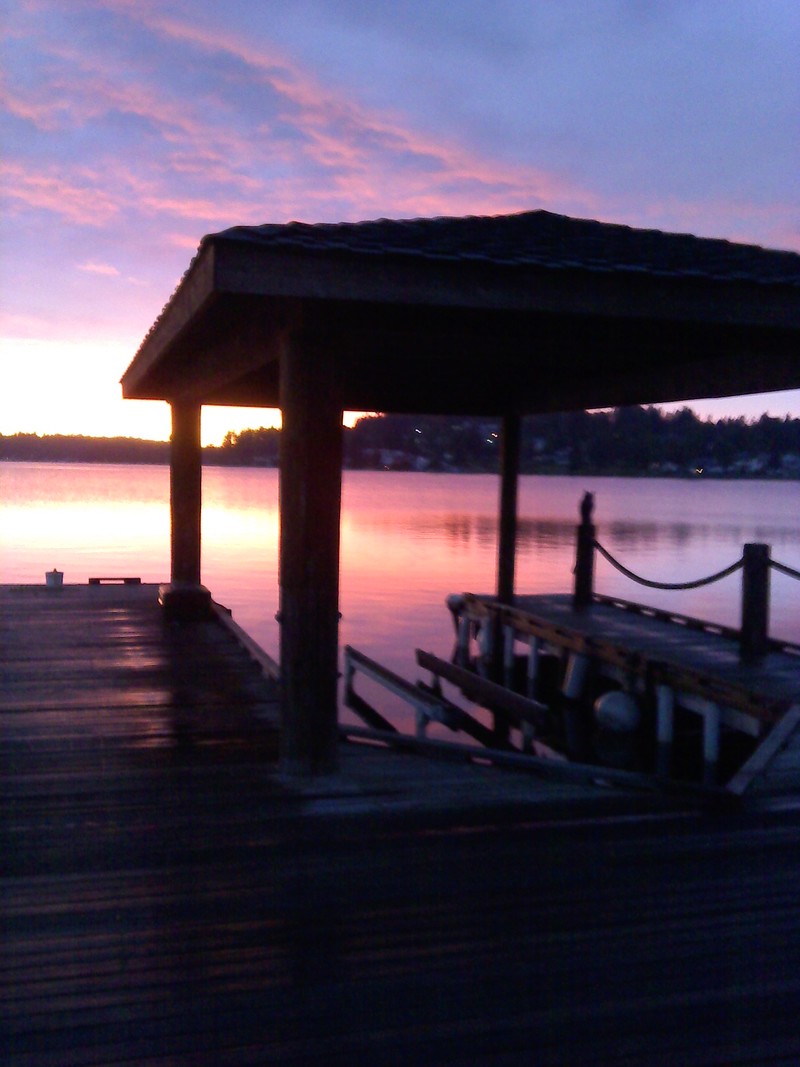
[
  {"x1": 124, "y1": 207, "x2": 800, "y2": 414},
  {"x1": 210, "y1": 210, "x2": 800, "y2": 286}
]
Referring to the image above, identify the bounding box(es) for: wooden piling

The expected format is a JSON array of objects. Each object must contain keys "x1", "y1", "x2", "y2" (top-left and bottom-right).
[
  {"x1": 493, "y1": 414, "x2": 521, "y2": 744},
  {"x1": 170, "y1": 401, "x2": 202, "y2": 586},
  {"x1": 496, "y1": 413, "x2": 520, "y2": 607},
  {"x1": 159, "y1": 400, "x2": 212, "y2": 619},
  {"x1": 656, "y1": 685, "x2": 675, "y2": 778},
  {"x1": 573, "y1": 491, "x2": 595, "y2": 609},
  {"x1": 278, "y1": 330, "x2": 343, "y2": 775},
  {"x1": 740, "y1": 543, "x2": 770, "y2": 662}
]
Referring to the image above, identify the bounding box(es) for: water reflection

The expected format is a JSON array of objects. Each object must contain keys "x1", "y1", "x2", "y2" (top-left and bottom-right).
[
  {"x1": 356, "y1": 509, "x2": 800, "y2": 555},
  {"x1": 2, "y1": 465, "x2": 799, "y2": 671}
]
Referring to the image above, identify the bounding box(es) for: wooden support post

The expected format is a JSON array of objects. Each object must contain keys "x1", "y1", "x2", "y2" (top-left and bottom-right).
[
  {"x1": 573, "y1": 491, "x2": 595, "y2": 609},
  {"x1": 503, "y1": 624, "x2": 516, "y2": 689},
  {"x1": 415, "y1": 707, "x2": 430, "y2": 740},
  {"x1": 702, "y1": 703, "x2": 721, "y2": 787},
  {"x1": 279, "y1": 331, "x2": 343, "y2": 775},
  {"x1": 740, "y1": 543, "x2": 770, "y2": 662},
  {"x1": 526, "y1": 635, "x2": 541, "y2": 700},
  {"x1": 496, "y1": 413, "x2": 520, "y2": 607},
  {"x1": 170, "y1": 401, "x2": 202, "y2": 584},
  {"x1": 656, "y1": 685, "x2": 674, "y2": 778},
  {"x1": 343, "y1": 651, "x2": 356, "y2": 707},
  {"x1": 477, "y1": 619, "x2": 494, "y2": 678},
  {"x1": 563, "y1": 652, "x2": 589, "y2": 700},
  {"x1": 456, "y1": 613, "x2": 471, "y2": 667},
  {"x1": 493, "y1": 414, "x2": 521, "y2": 744},
  {"x1": 160, "y1": 401, "x2": 210, "y2": 619},
  {"x1": 562, "y1": 652, "x2": 590, "y2": 760},
  {"x1": 524, "y1": 631, "x2": 541, "y2": 752},
  {"x1": 446, "y1": 594, "x2": 471, "y2": 667}
]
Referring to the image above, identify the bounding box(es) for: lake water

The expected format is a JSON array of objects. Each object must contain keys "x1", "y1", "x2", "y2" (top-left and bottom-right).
[{"x1": 2, "y1": 464, "x2": 799, "y2": 712}]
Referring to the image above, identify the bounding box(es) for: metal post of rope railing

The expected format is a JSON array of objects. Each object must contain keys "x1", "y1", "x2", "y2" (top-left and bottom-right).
[
  {"x1": 573, "y1": 491, "x2": 596, "y2": 609},
  {"x1": 740, "y1": 543, "x2": 770, "y2": 662}
]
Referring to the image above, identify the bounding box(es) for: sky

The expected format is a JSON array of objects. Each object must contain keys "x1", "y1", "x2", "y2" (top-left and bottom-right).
[{"x1": 1, "y1": 0, "x2": 799, "y2": 446}]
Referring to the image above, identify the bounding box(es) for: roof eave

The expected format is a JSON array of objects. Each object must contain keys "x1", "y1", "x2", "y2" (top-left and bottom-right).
[{"x1": 121, "y1": 241, "x2": 217, "y2": 399}]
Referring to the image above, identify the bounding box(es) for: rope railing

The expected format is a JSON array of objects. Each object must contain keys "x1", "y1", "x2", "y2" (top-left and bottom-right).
[
  {"x1": 592, "y1": 539, "x2": 745, "y2": 591},
  {"x1": 771, "y1": 558, "x2": 800, "y2": 582},
  {"x1": 572, "y1": 492, "x2": 789, "y2": 660}
]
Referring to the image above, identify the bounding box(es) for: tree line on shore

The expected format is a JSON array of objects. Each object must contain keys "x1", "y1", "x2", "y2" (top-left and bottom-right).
[{"x1": 2, "y1": 406, "x2": 800, "y2": 477}]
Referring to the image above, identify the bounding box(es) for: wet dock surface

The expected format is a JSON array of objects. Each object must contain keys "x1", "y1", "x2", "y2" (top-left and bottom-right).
[{"x1": 4, "y1": 584, "x2": 800, "y2": 1064}]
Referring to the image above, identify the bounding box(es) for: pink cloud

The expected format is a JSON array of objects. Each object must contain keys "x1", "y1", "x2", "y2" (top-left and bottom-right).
[
  {"x1": 166, "y1": 152, "x2": 264, "y2": 193},
  {"x1": 12, "y1": 0, "x2": 794, "y2": 255},
  {"x1": 1, "y1": 161, "x2": 120, "y2": 225},
  {"x1": 85, "y1": 0, "x2": 600, "y2": 219},
  {"x1": 166, "y1": 232, "x2": 204, "y2": 250},
  {"x1": 138, "y1": 193, "x2": 266, "y2": 226},
  {"x1": 0, "y1": 154, "x2": 252, "y2": 236},
  {"x1": 78, "y1": 261, "x2": 120, "y2": 275},
  {"x1": 0, "y1": 82, "x2": 66, "y2": 132},
  {"x1": 6, "y1": 0, "x2": 603, "y2": 236},
  {"x1": 28, "y1": 52, "x2": 211, "y2": 144}
]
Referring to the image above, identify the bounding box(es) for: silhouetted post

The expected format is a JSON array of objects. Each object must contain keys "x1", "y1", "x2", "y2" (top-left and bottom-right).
[
  {"x1": 160, "y1": 400, "x2": 211, "y2": 619},
  {"x1": 496, "y1": 413, "x2": 520, "y2": 607},
  {"x1": 740, "y1": 543, "x2": 770, "y2": 661},
  {"x1": 573, "y1": 491, "x2": 595, "y2": 609},
  {"x1": 170, "y1": 401, "x2": 202, "y2": 585},
  {"x1": 279, "y1": 330, "x2": 343, "y2": 775},
  {"x1": 492, "y1": 414, "x2": 521, "y2": 744}
]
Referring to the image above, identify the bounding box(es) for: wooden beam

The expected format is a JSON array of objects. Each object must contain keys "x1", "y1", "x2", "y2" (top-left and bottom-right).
[
  {"x1": 197, "y1": 343, "x2": 800, "y2": 417},
  {"x1": 278, "y1": 330, "x2": 343, "y2": 775},
  {"x1": 212, "y1": 238, "x2": 800, "y2": 331},
  {"x1": 415, "y1": 649, "x2": 548, "y2": 731}
]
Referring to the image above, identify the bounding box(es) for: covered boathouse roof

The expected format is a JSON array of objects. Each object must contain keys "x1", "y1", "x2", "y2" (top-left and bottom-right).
[
  {"x1": 212, "y1": 211, "x2": 800, "y2": 281},
  {"x1": 123, "y1": 209, "x2": 800, "y2": 776},
  {"x1": 122, "y1": 209, "x2": 800, "y2": 414}
]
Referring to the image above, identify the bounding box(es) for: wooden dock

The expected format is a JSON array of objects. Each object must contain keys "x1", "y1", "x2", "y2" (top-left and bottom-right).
[
  {"x1": 449, "y1": 592, "x2": 800, "y2": 791},
  {"x1": 5, "y1": 583, "x2": 800, "y2": 1064},
  {"x1": 0, "y1": 582, "x2": 282, "y2": 771}
]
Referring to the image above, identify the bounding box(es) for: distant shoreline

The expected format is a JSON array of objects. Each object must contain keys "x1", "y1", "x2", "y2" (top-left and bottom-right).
[
  {"x1": 2, "y1": 456, "x2": 797, "y2": 481},
  {"x1": 3, "y1": 406, "x2": 799, "y2": 479}
]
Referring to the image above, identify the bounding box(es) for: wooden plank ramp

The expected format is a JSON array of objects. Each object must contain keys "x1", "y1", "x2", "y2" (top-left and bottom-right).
[{"x1": 6, "y1": 583, "x2": 800, "y2": 1064}]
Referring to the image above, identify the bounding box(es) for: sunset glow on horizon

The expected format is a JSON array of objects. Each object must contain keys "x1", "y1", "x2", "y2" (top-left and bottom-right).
[{"x1": 2, "y1": 1, "x2": 798, "y2": 445}]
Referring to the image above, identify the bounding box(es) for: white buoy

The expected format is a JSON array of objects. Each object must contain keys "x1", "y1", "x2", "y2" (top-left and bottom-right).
[
  {"x1": 45, "y1": 568, "x2": 63, "y2": 588},
  {"x1": 594, "y1": 690, "x2": 640, "y2": 733}
]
